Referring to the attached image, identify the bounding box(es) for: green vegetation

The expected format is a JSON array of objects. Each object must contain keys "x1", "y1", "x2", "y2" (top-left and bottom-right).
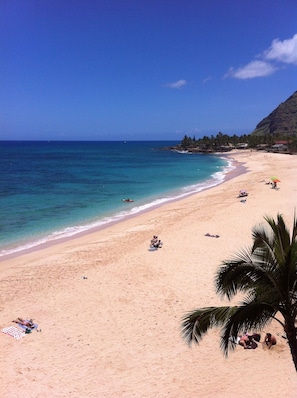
[
  {"x1": 181, "y1": 214, "x2": 297, "y2": 371},
  {"x1": 179, "y1": 131, "x2": 297, "y2": 152},
  {"x1": 179, "y1": 91, "x2": 297, "y2": 152}
]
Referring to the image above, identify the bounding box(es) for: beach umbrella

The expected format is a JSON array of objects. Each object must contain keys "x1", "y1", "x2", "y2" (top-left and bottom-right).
[{"x1": 271, "y1": 176, "x2": 281, "y2": 182}]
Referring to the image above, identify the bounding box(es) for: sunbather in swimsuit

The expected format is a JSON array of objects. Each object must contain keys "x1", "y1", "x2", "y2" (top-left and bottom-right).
[{"x1": 13, "y1": 318, "x2": 34, "y2": 328}]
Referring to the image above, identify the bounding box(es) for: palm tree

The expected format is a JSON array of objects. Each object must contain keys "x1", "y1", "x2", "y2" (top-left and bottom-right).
[{"x1": 181, "y1": 213, "x2": 297, "y2": 371}]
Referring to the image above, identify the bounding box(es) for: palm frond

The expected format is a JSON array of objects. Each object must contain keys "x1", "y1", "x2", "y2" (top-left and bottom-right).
[
  {"x1": 255, "y1": 214, "x2": 291, "y2": 265},
  {"x1": 215, "y1": 247, "x2": 278, "y2": 300},
  {"x1": 220, "y1": 301, "x2": 278, "y2": 355},
  {"x1": 181, "y1": 302, "x2": 278, "y2": 355},
  {"x1": 181, "y1": 306, "x2": 235, "y2": 346},
  {"x1": 252, "y1": 222, "x2": 274, "y2": 253},
  {"x1": 181, "y1": 213, "x2": 297, "y2": 371}
]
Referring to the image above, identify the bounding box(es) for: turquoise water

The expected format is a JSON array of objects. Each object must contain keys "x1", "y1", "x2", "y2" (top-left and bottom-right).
[{"x1": 0, "y1": 141, "x2": 232, "y2": 256}]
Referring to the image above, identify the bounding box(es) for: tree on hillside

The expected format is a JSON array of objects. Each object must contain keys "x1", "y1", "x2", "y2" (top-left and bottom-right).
[{"x1": 181, "y1": 213, "x2": 297, "y2": 371}]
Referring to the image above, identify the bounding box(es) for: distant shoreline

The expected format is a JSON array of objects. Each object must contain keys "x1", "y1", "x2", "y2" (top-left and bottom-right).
[{"x1": 0, "y1": 150, "x2": 247, "y2": 262}]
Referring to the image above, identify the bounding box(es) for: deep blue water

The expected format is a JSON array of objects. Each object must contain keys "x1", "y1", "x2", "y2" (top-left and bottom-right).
[{"x1": 0, "y1": 141, "x2": 232, "y2": 257}]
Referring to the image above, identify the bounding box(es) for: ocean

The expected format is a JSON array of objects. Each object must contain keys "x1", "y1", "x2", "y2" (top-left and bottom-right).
[{"x1": 0, "y1": 141, "x2": 233, "y2": 257}]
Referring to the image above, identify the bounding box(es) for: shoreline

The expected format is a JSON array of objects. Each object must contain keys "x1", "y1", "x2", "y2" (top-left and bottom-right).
[
  {"x1": 0, "y1": 152, "x2": 245, "y2": 262},
  {"x1": 1, "y1": 149, "x2": 296, "y2": 398}
]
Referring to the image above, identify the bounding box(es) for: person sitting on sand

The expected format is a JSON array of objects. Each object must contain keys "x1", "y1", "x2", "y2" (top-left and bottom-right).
[
  {"x1": 13, "y1": 317, "x2": 34, "y2": 328},
  {"x1": 265, "y1": 333, "x2": 277, "y2": 348},
  {"x1": 150, "y1": 236, "x2": 163, "y2": 249},
  {"x1": 151, "y1": 235, "x2": 158, "y2": 246}
]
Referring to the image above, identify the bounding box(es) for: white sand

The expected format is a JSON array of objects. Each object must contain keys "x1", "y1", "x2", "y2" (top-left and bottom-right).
[{"x1": 0, "y1": 150, "x2": 296, "y2": 398}]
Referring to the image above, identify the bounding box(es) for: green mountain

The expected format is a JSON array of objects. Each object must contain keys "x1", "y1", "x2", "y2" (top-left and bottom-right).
[{"x1": 251, "y1": 91, "x2": 297, "y2": 136}]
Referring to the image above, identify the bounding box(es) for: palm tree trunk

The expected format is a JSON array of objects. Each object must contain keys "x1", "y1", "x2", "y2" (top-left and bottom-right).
[{"x1": 285, "y1": 322, "x2": 297, "y2": 372}]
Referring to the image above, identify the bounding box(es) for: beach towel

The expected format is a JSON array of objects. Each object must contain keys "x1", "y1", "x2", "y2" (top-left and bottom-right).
[
  {"x1": 149, "y1": 247, "x2": 158, "y2": 251},
  {"x1": 2, "y1": 326, "x2": 26, "y2": 340}
]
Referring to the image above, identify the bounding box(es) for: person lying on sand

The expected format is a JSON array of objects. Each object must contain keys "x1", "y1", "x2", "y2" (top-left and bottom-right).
[
  {"x1": 12, "y1": 318, "x2": 35, "y2": 328},
  {"x1": 238, "y1": 334, "x2": 251, "y2": 349},
  {"x1": 205, "y1": 233, "x2": 220, "y2": 238},
  {"x1": 238, "y1": 334, "x2": 258, "y2": 349},
  {"x1": 238, "y1": 191, "x2": 248, "y2": 198}
]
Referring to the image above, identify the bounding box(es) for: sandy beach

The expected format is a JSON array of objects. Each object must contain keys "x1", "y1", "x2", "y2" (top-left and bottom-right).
[{"x1": 1, "y1": 149, "x2": 296, "y2": 398}]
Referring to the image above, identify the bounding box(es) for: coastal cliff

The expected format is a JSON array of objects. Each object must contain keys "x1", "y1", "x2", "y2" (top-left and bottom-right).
[{"x1": 251, "y1": 91, "x2": 297, "y2": 136}]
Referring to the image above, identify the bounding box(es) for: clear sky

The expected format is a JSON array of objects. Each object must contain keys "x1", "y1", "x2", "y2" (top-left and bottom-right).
[{"x1": 1, "y1": 0, "x2": 297, "y2": 141}]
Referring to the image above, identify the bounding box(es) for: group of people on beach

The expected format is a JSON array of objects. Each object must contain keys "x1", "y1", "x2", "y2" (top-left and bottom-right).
[{"x1": 237, "y1": 332, "x2": 276, "y2": 349}]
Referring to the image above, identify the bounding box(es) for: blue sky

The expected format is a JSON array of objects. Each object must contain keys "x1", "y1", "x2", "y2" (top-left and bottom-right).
[{"x1": 1, "y1": 0, "x2": 297, "y2": 141}]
